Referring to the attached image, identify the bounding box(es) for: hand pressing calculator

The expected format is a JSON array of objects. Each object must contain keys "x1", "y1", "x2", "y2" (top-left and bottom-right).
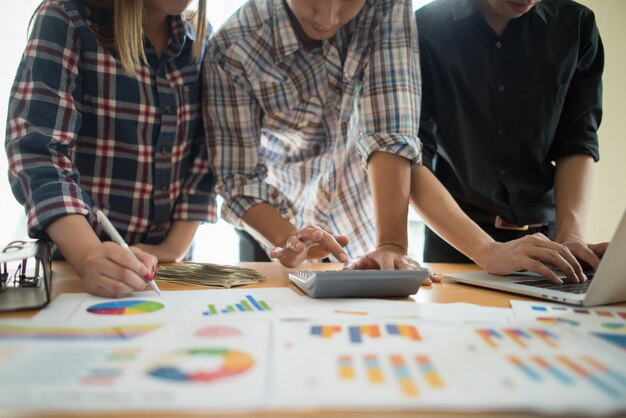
[{"x1": 288, "y1": 269, "x2": 429, "y2": 298}]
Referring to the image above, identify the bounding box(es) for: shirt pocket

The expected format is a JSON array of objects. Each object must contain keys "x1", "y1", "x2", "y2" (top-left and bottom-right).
[
  {"x1": 525, "y1": 82, "x2": 569, "y2": 157},
  {"x1": 175, "y1": 81, "x2": 201, "y2": 143}
]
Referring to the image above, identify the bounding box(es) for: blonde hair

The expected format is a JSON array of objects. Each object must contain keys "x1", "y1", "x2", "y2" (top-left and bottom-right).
[
  {"x1": 113, "y1": 0, "x2": 208, "y2": 75},
  {"x1": 30, "y1": 0, "x2": 208, "y2": 76}
]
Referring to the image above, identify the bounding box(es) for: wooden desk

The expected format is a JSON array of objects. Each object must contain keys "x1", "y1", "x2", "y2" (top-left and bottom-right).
[{"x1": 0, "y1": 262, "x2": 595, "y2": 417}]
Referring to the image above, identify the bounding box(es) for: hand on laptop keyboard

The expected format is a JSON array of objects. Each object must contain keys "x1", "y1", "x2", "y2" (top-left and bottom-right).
[{"x1": 472, "y1": 233, "x2": 588, "y2": 285}]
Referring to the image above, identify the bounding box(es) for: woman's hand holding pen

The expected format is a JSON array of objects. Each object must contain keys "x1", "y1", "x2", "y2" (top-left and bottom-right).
[
  {"x1": 269, "y1": 225, "x2": 350, "y2": 267},
  {"x1": 45, "y1": 214, "x2": 158, "y2": 298},
  {"x1": 81, "y1": 242, "x2": 157, "y2": 298}
]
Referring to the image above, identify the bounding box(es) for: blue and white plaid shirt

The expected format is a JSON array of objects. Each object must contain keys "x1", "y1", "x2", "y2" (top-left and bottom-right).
[
  {"x1": 204, "y1": 0, "x2": 422, "y2": 257},
  {"x1": 6, "y1": 0, "x2": 216, "y2": 245}
]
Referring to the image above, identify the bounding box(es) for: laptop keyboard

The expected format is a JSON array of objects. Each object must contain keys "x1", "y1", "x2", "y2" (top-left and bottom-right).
[{"x1": 515, "y1": 276, "x2": 594, "y2": 294}]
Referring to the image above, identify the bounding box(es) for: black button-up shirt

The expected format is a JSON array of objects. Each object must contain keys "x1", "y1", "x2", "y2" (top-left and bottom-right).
[{"x1": 416, "y1": 0, "x2": 603, "y2": 226}]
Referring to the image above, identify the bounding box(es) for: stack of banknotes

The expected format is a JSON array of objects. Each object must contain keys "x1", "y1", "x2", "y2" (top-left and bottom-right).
[{"x1": 156, "y1": 263, "x2": 264, "y2": 288}]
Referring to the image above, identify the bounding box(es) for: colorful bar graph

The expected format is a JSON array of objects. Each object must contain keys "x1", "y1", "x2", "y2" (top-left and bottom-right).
[
  {"x1": 310, "y1": 325, "x2": 341, "y2": 339},
  {"x1": 477, "y1": 328, "x2": 560, "y2": 349},
  {"x1": 338, "y1": 355, "x2": 355, "y2": 380},
  {"x1": 476, "y1": 329, "x2": 503, "y2": 348},
  {"x1": 0, "y1": 324, "x2": 159, "y2": 341},
  {"x1": 556, "y1": 355, "x2": 621, "y2": 399},
  {"x1": 582, "y1": 355, "x2": 626, "y2": 388},
  {"x1": 507, "y1": 355, "x2": 542, "y2": 381},
  {"x1": 386, "y1": 324, "x2": 421, "y2": 341},
  {"x1": 595, "y1": 310, "x2": 614, "y2": 318},
  {"x1": 602, "y1": 323, "x2": 626, "y2": 332},
  {"x1": 415, "y1": 355, "x2": 444, "y2": 388},
  {"x1": 348, "y1": 325, "x2": 381, "y2": 343},
  {"x1": 591, "y1": 333, "x2": 626, "y2": 351},
  {"x1": 528, "y1": 329, "x2": 559, "y2": 348},
  {"x1": 531, "y1": 356, "x2": 572, "y2": 384},
  {"x1": 202, "y1": 295, "x2": 271, "y2": 316},
  {"x1": 390, "y1": 354, "x2": 418, "y2": 396},
  {"x1": 502, "y1": 329, "x2": 531, "y2": 348},
  {"x1": 536, "y1": 317, "x2": 580, "y2": 327},
  {"x1": 364, "y1": 354, "x2": 384, "y2": 383}
]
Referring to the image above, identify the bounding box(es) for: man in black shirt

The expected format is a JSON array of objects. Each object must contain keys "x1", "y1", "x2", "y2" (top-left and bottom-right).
[{"x1": 407, "y1": 0, "x2": 607, "y2": 282}]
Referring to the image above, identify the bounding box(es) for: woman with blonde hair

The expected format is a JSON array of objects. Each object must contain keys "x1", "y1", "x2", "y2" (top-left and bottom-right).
[{"x1": 5, "y1": 0, "x2": 213, "y2": 297}]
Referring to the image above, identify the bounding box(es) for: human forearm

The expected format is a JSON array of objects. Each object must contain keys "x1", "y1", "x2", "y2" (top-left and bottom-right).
[
  {"x1": 138, "y1": 220, "x2": 200, "y2": 262},
  {"x1": 46, "y1": 215, "x2": 102, "y2": 276},
  {"x1": 242, "y1": 203, "x2": 298, "y2": 248},
  {"x1": 409, "y1": 165, "x2": 494, "y2": 262},
  {"x1": 554, "y1": 154, "x2": 594, "y2": 242},
  {"x1": 367, "y1": 152, "x2": 411, "y2": 251}
]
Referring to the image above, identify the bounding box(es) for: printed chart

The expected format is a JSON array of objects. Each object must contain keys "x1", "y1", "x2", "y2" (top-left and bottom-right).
[
  {"x1": 0, "y1": 319, "x2": 271, "y2": 411},
  {"x1": 309, "y1": 323, "x2": 421, "y2": 344},
  {"x1": 273, "y1": 318, "x2": 626, "y2": 413},
  {"x1": 202, "y1": 295, "x2": 271, "y2": 316},
  {"x1": 86, "y1": 300, "x2": 165, "y2": 315},
  {"x1": 34, "y1": 288, "x2": 310, "y2": 323},
  {"x1": 510, "y1": 300, "x2": 626, "y2": 354},
  {"x1": 0, "y1": 323, "x2": 160, "y2": 341},
  {"x1": 147, "y1": 348, "x2": 255, "y2": 383}
]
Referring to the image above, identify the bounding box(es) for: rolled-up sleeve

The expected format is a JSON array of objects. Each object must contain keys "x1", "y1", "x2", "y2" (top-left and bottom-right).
[
  {"x1": 5, "y1": 3, "x2": 91, "y2": 239},
  {"x1": 202, "y1": 54, "x2": 294, "y2": 227},
  {"x1": 357, "y1": 0, "x2": 422, "y2": 166},
  {"x1": 549, "y1": 9, "x2": 603, "y2": 162}
]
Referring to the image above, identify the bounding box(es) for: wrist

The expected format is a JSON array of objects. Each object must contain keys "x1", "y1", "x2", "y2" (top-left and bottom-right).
[{"x1": 376, "y1": 242, "x2": 407, "y2": 254}]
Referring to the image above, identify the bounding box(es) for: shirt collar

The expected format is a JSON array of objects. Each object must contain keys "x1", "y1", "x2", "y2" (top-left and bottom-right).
[
  {"x1": 272, "y1": 0, "x2": 302, "y2": 60},
  {"x1": 449, "y1": 0, "x2": 547, "y2": 23},
  {"x1": 271, "y1": 0, "x2": 377, "y2": 61}
]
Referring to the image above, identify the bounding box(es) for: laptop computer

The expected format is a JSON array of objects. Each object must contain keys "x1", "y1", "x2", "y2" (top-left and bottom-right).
[{"x1": 444, "y1": 209, "x2": 626, "y2": 306}]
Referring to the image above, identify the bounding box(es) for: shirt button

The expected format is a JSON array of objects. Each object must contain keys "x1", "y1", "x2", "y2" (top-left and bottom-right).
[
  {"x1": 499, "y1": 169, "x2": 507, "y2": 176},
  {"x1": 498, "y1": 85, "x2": 505, "y2": 93},
  {"x1": 496, "y1": 41, "x2": 502, "y2": 49},
  {"x1": 164, "y1": 104, "x2": 172, "y2": 114},
  {"x1": 343, "y1": 71, "x2": 351, "y2": 80},
  {"x1": 160, "y1": 146, "x2": 168, "y2": 156},
  {"x1": 497, "y1": 129, "x2": 504, "y2": 136},
  {"x1": 161, "y1": 185, "x2": 169, "y2": 193}
]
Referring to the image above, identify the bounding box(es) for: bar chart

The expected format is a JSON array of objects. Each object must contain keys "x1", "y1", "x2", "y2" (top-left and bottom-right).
[
  {"x1": 336, "y1": 353, "x2": 445, "y2": 398},
  {"x1": 202, "y1": 295, "x2": 271, "y2": 316}
]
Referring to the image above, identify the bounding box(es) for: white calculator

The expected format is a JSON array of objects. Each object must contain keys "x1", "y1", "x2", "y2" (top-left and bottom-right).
[{"x1": 288, "y1": 269, "x2": 429, "y2": 298}]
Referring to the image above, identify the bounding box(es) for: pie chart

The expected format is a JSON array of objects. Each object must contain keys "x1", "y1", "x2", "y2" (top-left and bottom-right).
[
  {"x1": 86, "y1": 300, "x2": 164, "y2": 315},
  {"x1": 147, "y1": 348, "x2": 254, "y2": 383}
]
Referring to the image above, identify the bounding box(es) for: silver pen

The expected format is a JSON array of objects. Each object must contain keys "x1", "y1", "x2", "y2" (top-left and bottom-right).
[{"x1": 95, "y1": 210, "x2": 161, "y2": 295}]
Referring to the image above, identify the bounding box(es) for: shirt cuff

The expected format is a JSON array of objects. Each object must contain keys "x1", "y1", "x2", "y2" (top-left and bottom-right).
[
  {"x1": 220, "y1": 183, "x2": 295, "y2": 228},
  {"x1": 357, "y1": 133, "x2": 423, "y2": 166},
  {"x1": 27, "y1": 183, "x2": 93, "y2": 239},
  {"x1": 172, "y1": 193, "x2": 218, "y2": 223}
]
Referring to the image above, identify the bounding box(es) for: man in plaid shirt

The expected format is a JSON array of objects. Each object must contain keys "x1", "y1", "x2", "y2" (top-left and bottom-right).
[{"x1": 204, "y1": 0, "x2": 436, "y2": 276}]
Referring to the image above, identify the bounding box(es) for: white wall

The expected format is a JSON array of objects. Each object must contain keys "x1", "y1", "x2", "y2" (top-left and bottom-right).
[{"x1": 577, "y1": 0, "x2": 626, "y2": 243}]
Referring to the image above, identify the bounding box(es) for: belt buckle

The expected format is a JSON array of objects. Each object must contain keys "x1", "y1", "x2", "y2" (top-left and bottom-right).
[{"x1": 494, "y1": 215, "x2": 529, "y2": 231}]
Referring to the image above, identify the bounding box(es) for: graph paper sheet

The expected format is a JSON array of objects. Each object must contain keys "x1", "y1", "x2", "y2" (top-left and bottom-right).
[
  {"x1": 272, "y1": 318, "x2": 626, "y2": 414},
  {"x1": 0, "y1": 318, "x2": 272, "y2": 411}
]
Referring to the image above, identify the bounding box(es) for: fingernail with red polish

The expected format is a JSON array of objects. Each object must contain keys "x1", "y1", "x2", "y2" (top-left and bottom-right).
[{"x1": 144, "y1": 272, "x2": 154, "y2": 281}]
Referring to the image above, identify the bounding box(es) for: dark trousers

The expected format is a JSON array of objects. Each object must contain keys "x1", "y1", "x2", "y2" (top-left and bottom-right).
[
  {"x1": 236, "y1": 229, "x2": 272, "y2": 262},
  {"x1": 423, "y1": 222, "x2": 556, "y2": 263}
]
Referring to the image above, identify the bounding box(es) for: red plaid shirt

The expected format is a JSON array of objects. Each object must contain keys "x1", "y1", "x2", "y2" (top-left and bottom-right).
[{"x1": 5, "y1": 0, "x2": 216, "y2": 245}]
